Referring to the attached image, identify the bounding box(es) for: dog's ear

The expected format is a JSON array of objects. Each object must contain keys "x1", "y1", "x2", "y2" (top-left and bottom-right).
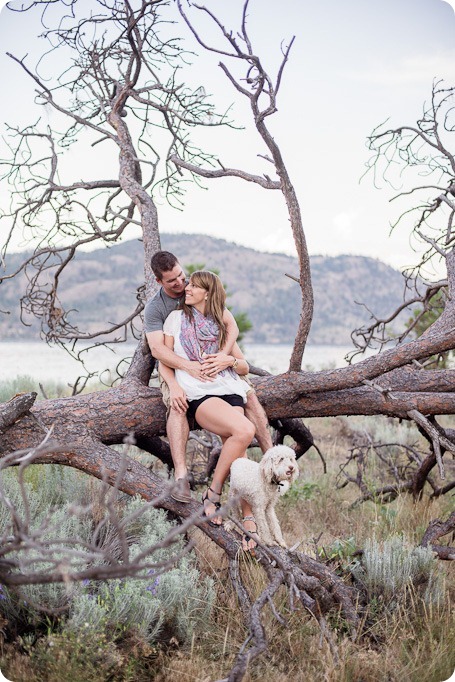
[{"x1": 260, "y1": 452, "x2": 275, "y2": 484}]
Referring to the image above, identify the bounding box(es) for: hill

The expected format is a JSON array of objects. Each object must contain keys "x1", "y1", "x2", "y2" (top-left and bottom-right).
[{"x1": 0, "y1": 234, "x2": 406, "y2": 345}]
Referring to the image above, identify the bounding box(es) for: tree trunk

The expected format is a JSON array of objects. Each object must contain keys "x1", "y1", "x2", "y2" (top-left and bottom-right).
[{"x1": 3, "y1": 359, "x2": 455, "y2": 460}]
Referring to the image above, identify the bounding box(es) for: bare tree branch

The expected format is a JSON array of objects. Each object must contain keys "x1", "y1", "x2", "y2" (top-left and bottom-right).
[{"x1": 175, "y1": 0, "x2": 313, "y2": 370}]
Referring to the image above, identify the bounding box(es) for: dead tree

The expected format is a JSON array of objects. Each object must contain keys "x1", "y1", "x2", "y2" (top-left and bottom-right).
[
  {"x1": 351, "y1": 81, "x2": 455, "y2": 359},
  {"x1": 337, "y1": 437, "x2": 455, "y2": 506},
  {"x1": 1, "y1": 0, "x2": 230, "y2": 367},
  {"x1": 174, "y1": 0, "x2": 313, "y2": 371},
  {"x1": 1, "y1": 2, "x2": 455, "y2": 679},
  {"x1": 421, "y1": 511, "x2": 455, "y2": 560},
  {"x1": 2, "y1": 4, "x2": 455, "y2": 467}
]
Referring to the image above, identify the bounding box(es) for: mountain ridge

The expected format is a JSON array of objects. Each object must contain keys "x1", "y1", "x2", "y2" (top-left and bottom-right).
[{"x1": 0, "y1": 233, "x2": 406, "y2": 345}]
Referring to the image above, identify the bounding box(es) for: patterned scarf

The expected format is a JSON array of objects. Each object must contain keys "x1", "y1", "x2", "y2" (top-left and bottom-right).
[{"x1": 180, "y1": 308, "x2": 235, "y2": 378}]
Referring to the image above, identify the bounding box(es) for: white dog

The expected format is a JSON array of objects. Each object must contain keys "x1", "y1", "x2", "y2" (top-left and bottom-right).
[{"x1": 228, "y1": 445, "x2": 299, "y2": 548}]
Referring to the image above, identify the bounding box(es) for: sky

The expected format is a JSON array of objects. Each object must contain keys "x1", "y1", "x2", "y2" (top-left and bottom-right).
[{"x1": 0, "y1": 0, "x2": 454, "y2": 273}]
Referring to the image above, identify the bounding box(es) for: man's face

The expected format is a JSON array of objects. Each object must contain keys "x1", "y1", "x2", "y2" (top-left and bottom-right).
[{"x1": 158, "y1": 263, "x2": 186, "y2": 298}]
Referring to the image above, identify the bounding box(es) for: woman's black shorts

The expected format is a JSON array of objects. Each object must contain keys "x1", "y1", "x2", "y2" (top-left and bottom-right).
[{"x1": 187, "y1": 393, "x2": 245, "y2": 427}]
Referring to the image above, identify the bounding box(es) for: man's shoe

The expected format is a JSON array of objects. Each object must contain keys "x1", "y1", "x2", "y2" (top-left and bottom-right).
[{"x1": 171, "y1": 478, "x2": 192, "y2": 504}]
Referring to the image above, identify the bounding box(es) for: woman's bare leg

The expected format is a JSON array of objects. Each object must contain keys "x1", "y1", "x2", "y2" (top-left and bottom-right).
[
  {"x1": 241, "y1": 500, "x2": 259, "y2": 551},
  {"x1": 195, "y1": 400, "x2": 255, "y2": 524}
]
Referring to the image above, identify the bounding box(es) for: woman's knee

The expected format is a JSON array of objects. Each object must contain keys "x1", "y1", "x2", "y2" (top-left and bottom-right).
[{"x1": 233, "y1": 418, "x2": 255, "y2": 445}]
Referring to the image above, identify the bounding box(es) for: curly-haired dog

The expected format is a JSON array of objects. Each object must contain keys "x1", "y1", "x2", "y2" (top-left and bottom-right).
[{"x1": 228, "y1": 445, "x2": 299, "y2": 548}]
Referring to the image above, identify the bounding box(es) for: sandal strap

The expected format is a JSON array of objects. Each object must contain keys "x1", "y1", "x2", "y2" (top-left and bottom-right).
[
  {"x1": 243, "y1": 515, "x2": 256, "y2": 522},
  {"x1": 202, "y1": 487, "x2": 221, "y2": 510}
]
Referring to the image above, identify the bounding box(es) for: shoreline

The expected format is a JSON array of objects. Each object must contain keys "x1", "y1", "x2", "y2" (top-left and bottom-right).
[{"x1": 0, "y1": 340, "x2": 356, "y2": 383}]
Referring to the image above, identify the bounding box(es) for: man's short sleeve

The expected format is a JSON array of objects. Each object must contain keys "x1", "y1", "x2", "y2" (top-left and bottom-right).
[{"x1": 144, "y1": 296, "x2": 166, "y2": 333}]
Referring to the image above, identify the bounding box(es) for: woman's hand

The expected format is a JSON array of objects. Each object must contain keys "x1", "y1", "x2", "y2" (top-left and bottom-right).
[
  {"x1": 201, "y1": 352, "x2": 235, "y2": 376},
  {"x1": 169, "y1": 384, "x2": 189, "y2": 414},
  {"x1": 183, "y1": 360, "x2": 214, "y2": 382}
]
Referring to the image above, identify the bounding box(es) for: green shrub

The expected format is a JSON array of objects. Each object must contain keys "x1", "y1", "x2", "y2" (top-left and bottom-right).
[
  {"x1": 0, "y1": 469, "x2": 94, "y2": 625},
  {"x1": 318, "y1": 536, "x2": 358, "y2": 568},
  {"x1": 67, "y1": 501, "x2": 215, "y2": 644},
  {"x1": 0, "y1": 375, "x2": 67, "y2": 402},
  {"x1": 352, "y1": 535, "x2": 444, "y2": 607},
  {"x1": 67, "y1": 561, "x2": 213, "y2": 645},
  {"x1": 281, "y1": 479, "x2": 320, "y2": 506},
  {"x1": 23, "y1": 464, "x2": 95, "y2": 508},
  {"x1": 0, "y1": 465, "x2": 214, "y2": 645}
]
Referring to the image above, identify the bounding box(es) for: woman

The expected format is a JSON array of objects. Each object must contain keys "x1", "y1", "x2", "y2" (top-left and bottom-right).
[{"x1": 160, "y1": 271, "x2": 258, "y2": 550}]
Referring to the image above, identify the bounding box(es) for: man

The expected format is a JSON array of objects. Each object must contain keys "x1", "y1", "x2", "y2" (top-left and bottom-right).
[{"x1": 144, "y1": 251, "x2": 273, "y2": 503}]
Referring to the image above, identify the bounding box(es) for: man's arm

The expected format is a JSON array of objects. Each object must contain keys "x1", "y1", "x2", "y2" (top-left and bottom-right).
[
  {"x1": 147, "y1": 330, "x2": 188, "y2": 370},
  {"x1": 146, "y1": 330, "x2": 212, "y2": 382},
  {"x1": 201, "y1": 341, "x2": 249, "y2": 376},
  {"x1": 220, "y1": 309, "x2": 239, "y2": 354},
  {"x1": 160, "y1": 335, "x2": 189, "y2": 414}
]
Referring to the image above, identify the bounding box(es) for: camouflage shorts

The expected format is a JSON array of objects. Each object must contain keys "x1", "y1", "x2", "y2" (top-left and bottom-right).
[{"x1": 159, "y1": 370, "x2": 172, "y2": 415}]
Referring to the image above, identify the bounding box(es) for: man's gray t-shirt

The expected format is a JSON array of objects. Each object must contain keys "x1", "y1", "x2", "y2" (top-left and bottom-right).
[{"x1": 143, "y1": 288, "x2": 183, "y2": 340}]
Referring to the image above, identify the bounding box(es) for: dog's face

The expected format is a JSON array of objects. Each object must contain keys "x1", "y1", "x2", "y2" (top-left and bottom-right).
[{"x1": 260, "y1": 445, "x2": 299, "y2": 486}]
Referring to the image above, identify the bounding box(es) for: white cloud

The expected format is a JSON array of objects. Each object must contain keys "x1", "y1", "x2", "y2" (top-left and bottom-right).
[
  {"x1": 347, "y1": 51, "x2": 455, "y2": 86},
  {"x1": 332, "y1": 212, "x2": 358, "y2": 239},
  {"x1": 252, "y1": 228, "x2": 296, "y2": 256}
]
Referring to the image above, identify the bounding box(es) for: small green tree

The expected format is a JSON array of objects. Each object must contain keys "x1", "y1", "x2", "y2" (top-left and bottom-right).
[
  {"x1": 185, "y1": 263, "x2": 252, "y2": 345},
  {"x1": 406, "y1": 290, "x2": 453, "y2": 368}
]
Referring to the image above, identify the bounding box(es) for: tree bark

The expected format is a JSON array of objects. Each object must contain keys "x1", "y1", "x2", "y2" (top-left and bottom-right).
[
  {"x1": 0, "y1": 392, "x2": 37, "y2": 432},
  {"x1": 421, "y1": 512, "x2": 455, "y2": 560},
  {"x1": 3, "y1": 359, "x2": 455, "y2": 459}
]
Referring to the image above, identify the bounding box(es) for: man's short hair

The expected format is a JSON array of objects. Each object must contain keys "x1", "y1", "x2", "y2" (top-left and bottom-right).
[{"x1": 151, "y1": 251, "x2": 178, "y2": 280}]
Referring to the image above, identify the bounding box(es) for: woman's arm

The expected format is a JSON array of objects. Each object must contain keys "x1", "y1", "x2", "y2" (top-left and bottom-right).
[{"x1": 161, "y1": 334, "x2": 189, "y2": 414}]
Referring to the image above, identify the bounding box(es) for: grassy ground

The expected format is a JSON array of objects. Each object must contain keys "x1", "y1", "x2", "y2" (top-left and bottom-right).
[
  {"x1": 154, "y1": 416, "x2": 454, "y2": 682},
  {"x1": 0, "y1": 380, "x2": 454, "y2": 681}
]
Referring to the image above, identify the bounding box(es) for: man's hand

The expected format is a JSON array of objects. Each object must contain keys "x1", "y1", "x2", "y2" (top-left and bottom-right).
[
  {"x1": 201, "y1": 352, "x2": 234, "y2": 377},
  {"x1": 183, "y1": 360, "x2": 214, "y2": 382},
  {"x1": 169, "y1": 384, "x2": 189, "y2": 414}
]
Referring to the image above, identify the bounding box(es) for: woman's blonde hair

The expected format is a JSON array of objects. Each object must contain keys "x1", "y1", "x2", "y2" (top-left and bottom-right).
[{"x1": 183, "y1": 271, "x2": 227, "y2": 348}]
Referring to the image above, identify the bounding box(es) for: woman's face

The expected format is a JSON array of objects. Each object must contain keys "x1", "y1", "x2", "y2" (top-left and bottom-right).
[{"x1": 185, "y1": 279, "x2": 207, "y2": 307}]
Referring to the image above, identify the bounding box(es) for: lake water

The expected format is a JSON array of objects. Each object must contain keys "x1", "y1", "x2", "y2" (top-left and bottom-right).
[{"x1": 0, "y1": 341, "x2": 356, "y2": 384}]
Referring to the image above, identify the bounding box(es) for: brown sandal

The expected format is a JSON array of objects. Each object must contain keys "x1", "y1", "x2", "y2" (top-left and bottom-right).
[
  {"x1": 202, "y1": 486, "x2": 223, "y2": 526},
  {"x1": 242, "y1": 515, "x2": 259, "y2": 551}
]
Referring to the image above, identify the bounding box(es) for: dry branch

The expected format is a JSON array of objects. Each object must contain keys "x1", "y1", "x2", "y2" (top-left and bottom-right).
[
  {"x1": 0, "y1": 392, "x2": 37, "y2": 432},
  {"x1": 175, "y1": 0, "x2": 313, "y2": 370},
  {"x1": 1, "y1": 6, "x2": 455, "y2": 678},
  {"x1": 421, "y1": 511, "x2": 455, "y2": 560}
]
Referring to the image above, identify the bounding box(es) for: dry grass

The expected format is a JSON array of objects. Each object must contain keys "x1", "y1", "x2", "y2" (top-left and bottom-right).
[
  {"x1": 1, "y1": 415, "x2": 454, "y2": 682},
  {"x1": 167, "y1": 415, "x2": 455, "y2": 682}
]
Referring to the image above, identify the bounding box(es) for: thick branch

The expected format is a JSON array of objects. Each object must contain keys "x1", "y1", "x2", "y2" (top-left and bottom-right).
[
  {"x1": 421, "y1": 511, "x2": 455, "y2": 560},
  {"x1": 0, "y1": 392, "x2": 37, "y2": 432}
]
